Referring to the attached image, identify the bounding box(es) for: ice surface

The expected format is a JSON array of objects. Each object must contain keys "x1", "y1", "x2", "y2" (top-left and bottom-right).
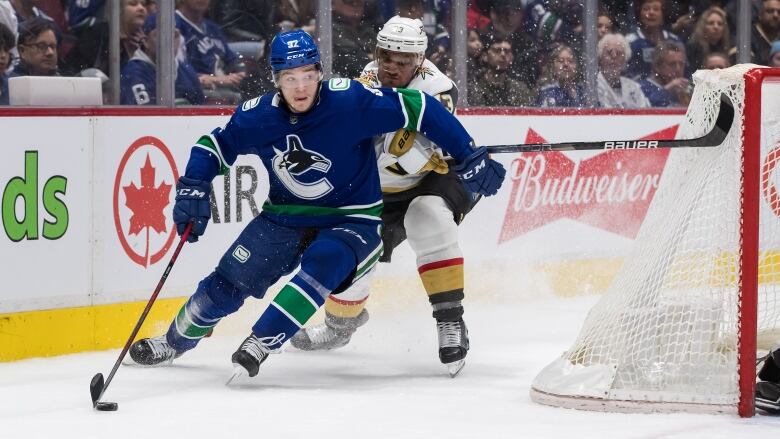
[{"x1": 1, "y1": 295, "x2": 778, "y2": 439}]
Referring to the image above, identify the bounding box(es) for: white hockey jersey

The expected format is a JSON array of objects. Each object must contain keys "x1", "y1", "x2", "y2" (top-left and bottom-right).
[{"x1": 359, "y1": 59, "x2": 456, "y2": 193}]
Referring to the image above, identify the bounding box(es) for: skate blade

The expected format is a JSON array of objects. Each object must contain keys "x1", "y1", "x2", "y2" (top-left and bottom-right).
[
  {"x1": 226, "y1": 365, "x2": 245, "y2": 386},
  {"x1": 445, "y1": 359, "x2": 466, "y2": 378}
]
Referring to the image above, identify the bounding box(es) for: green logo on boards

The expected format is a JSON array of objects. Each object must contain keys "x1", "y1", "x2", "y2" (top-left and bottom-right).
[{"x1": 2, "y1": 151, "x2": 68, "y2": 241}]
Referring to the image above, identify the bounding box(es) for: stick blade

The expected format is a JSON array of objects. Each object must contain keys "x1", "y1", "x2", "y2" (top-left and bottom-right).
[
  {"x1": 713, "y1": 92, "x2": 735, "y2": 141},
  {"x1": 95, "y1": 401, "x2": 119, "y2": 411},
  {"x1": 90, "y1": 373, "x2": 105, "y2": 406}
]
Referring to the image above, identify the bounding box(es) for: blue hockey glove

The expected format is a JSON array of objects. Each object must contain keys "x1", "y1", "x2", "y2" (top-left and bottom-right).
[
  {"x1": 452, "y1": 147, "x2": 506, "y2": 196},
  {"x1": 173, "y1": 176, "x2": 211, "y2": 242}
]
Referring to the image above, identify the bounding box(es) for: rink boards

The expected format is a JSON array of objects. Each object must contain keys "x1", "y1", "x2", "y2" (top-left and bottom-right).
[{"x1": 0, "y1": 107, "x2": 697, "y2": 360}]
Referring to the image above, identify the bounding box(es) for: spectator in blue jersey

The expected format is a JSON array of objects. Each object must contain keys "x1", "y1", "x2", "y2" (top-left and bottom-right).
[
  {"x1": 537, "y1": 43, "x2": 585, "y2": 107},
  {"x1": 67, "y1": 0, "x2": 105, "y2": 32},
  {"x1": 174, "y1": 0, "x2": 246, "y2": 105},
  {"x1": 126, "y1": 29, "x2": 506, "y2": 380},
  {"x1": 9, "y1": 17, "x2": 59, "y2": 77},
  {"x1": 0, "y1": 21, "x2": 15, "y2": 104},
  {"x1": 638, "y1": 40, "x2": 691, "y2": 107},
  {"x1": 63, "y1": 0, "x2": 148, "y2": 76},
  {"x1": 625, "y1": 0, "x2": 681, "y2": 80},
  {"x1": 597, "y1": 33, "x2": 650, "y2": 109},
  {"x1": 119, "y1": 15, "x2": 204, "y2": 105}
]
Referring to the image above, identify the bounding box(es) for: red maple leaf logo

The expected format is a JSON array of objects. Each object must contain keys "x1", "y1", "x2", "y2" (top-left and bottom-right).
[{"x1": 123, "y1": 154, "x2": 171, "y2": 240}]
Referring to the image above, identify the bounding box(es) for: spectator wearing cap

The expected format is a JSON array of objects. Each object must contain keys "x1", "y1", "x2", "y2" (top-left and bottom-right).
[
  {"x1": 769, "y1": 40, "x2": 780, "y2": 67},
  {"x1": 638, "y1": 40, "x2": 691, "y2": 107},
  {"x1": 479, "y1": 0, "x2": 540, "y2": 86},
  {"x1": 174, "y1": 0, "x2": 246, "y2": 104},
  {"x1": 537, "y1": 43, "x2": 585, "y2": 107},
  {"x1": 9, "y1": 17, "x2": 59, "y2": 78},
  {"x1": 468, "y1": 33, "x2": 533, "y2": 107},
  {"x1": 0, "y1": 21, "x2": 15, "y2": 104},
  {"x1": 62, "y1": 0, "x2": 148, "y2": 76},
  {"x1": 119, "y1": 15, "x2": 204, "y2": 106},
  {"x1": 596, "y1": 33, "x2": 650, "y2": 108},
  {"x1": 625, "y1": 0, "x2": 681, "y2": 80}
]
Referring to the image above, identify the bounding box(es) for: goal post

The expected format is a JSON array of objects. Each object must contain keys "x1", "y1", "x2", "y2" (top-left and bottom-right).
[{"x1": 530, "y1": 65, "x2": 780, "y2": 417}]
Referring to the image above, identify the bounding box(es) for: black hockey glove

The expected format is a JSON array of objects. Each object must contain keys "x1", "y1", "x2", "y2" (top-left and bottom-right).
[
  {"x1": 173, "y1": 176, "x2": 211, "y2": 242},
  {"x1": 452, "y1": 146, "x2": 506, "y2": 196}
]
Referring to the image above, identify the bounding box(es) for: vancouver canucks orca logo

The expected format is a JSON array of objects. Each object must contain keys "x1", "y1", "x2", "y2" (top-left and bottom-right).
[{"x1": 272, "y1": 134, "x2": 334, "y2": 199}]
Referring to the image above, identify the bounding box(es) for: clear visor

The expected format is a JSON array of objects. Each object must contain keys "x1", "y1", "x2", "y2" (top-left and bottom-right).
[{"x1": 274, "y1": 65, "x2": 323, "y2": 88}]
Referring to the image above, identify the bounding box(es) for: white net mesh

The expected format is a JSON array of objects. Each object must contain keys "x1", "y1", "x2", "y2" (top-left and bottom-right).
[{"x1": 531, "y1": 65, "x2": 780, "y2": 413}]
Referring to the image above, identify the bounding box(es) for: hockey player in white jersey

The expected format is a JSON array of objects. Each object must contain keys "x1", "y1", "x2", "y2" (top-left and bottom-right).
[{"x1": 291, "y1": 16, "x2": 476, "y2": 376}]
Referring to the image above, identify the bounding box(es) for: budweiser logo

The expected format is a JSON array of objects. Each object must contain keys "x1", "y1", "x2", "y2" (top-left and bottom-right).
[{"x1": 500, "y1": 126, "x2": 679, "y2": 243}]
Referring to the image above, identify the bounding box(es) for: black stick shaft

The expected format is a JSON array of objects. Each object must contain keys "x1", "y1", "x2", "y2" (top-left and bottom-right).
[
  {"x1": 486, "y1": 93, "x2": 734, "y2": 154},
  {"x1": 97, "y1": 223, "x2": 192, "y2": 401}
]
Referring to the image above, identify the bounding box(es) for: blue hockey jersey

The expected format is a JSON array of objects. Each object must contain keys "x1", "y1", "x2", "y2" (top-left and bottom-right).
[
  {"x1": 174, "y1": 10, "x2": 239, "y2": 76},
  {"x1": 184, "y1": 79, "x2": 475, "y2": 227},
  {"x1": 120, "y1": 51, "x2": 205, "y2": 105},
  {"x1": 68, "y1": 0, "x2": 105, "y2": 29}
]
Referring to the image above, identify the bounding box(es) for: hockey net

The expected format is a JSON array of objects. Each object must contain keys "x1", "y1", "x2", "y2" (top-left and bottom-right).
[{"x1": 530, "y1": 65, "x2": 780, "y2": 417}]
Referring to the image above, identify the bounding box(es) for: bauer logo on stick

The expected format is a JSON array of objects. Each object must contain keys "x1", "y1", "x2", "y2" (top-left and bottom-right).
[{"x1": 603, "y1": 140, "x2": 659, "y2": 150}]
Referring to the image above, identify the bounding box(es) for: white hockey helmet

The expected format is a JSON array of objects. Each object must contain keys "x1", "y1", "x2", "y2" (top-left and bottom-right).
[{"x1": 376, "y1": 15, "x2": 427, "y2": 61}]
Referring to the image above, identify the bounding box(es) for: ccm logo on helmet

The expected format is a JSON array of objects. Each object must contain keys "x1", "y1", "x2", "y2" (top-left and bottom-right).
[
  {"x1": 603, "y1": 140, "x2": 659, "y2": 150},
  {"x1": 459, "y1": 159, "x2": 486, "y2": 180}
]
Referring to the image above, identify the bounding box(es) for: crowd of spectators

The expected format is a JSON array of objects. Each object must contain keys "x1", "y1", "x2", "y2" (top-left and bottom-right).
[{"x1": 0, "y1": 0, "x2": 778, "y2": 107}]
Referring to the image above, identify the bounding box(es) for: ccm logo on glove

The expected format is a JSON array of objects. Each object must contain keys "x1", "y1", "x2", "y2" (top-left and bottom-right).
[
  {"x1": 457, "y1": 159, "x2": 486, "y2": 180},
  {"x1": 176, "y1": 188, "x2": 208, "y2": 198},
  {"x1": 453, "y1": 147, "x2": 506, "y2": 197}
]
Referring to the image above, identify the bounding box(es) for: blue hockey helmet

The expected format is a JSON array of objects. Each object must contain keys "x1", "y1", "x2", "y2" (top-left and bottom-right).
[{"x1": 269, "y1": 30, "x2": 321, "y2": 74}]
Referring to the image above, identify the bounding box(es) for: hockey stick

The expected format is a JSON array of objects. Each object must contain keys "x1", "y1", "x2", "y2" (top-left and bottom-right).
[
  {"x1": 89, "y1": 222, "x2": 192, "y2": 412},
  {"x1": 486, "y1": 93, "x2": 734, "y2": 154}
]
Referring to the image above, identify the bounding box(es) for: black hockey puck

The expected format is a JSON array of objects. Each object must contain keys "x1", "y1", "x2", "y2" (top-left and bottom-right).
[{"x1": 95, "y1": 401, "x2": 118, "y2": 411}]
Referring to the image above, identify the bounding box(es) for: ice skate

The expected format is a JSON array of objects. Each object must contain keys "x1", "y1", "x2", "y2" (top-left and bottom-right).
[
  {"x1": 290, "y1": 309, "x2": 369, "y2": 351},
  {"x1": 226, "y1": 333, "x2": 283, "y2": 384},
  {"x1": 128, "y1": 335, "x2": 181, "y2": 366},
  {"x1": 437, "y1": 318, "x2": 469, "y2": 377},
  {"x1": 756, "y1": 381, "x2": 780, "y2": 414}
]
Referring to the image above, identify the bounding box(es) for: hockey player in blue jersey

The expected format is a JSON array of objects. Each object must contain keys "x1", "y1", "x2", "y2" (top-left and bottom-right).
[{"x1": 127, "y1": 29, "x2": 506, "y2": 380}]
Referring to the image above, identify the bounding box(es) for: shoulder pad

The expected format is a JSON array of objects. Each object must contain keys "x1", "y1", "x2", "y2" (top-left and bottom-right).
[{"x1": 407, "y1": 59, "x2": 455, "y2": 96}]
